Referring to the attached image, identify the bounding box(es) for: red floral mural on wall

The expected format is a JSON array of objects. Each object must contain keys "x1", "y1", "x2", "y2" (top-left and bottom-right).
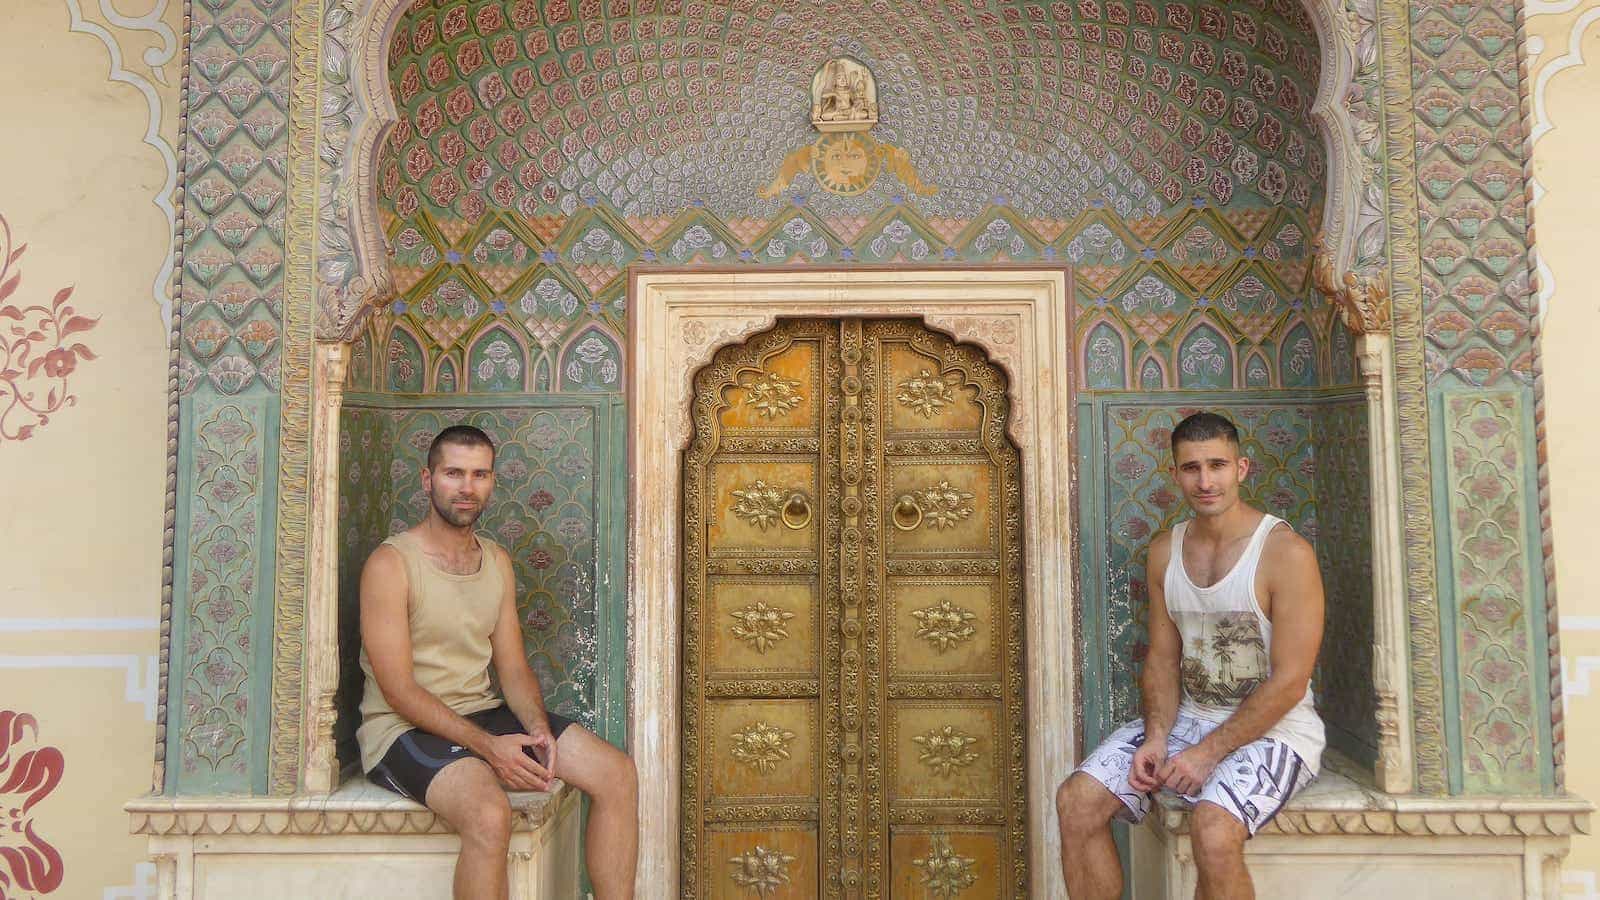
[
  {"x1": 0, "y1": 213, "x2": 99, "y2": 445},
  {"x1": 0, "y1": 711, "x2": 63, "y2": 898}
]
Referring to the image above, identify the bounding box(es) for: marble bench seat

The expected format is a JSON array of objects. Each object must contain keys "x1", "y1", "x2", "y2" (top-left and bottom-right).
[
  {"x1": 127, "y1": 778, "x2": 581, "y2": 899},
  {"x1": 1130, "y1": 768, "x2": 1591, "y2": 899}
]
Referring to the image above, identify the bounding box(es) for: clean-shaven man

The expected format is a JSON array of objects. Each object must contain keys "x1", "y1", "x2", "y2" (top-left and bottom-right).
[{"x1": 1056, "y1": 411, "x2": 1325, "y2": 900}]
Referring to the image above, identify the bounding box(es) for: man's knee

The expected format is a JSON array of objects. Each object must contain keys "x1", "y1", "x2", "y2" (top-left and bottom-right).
[
  {"x1": 456, "y1": 788, "x2": 513, "y2": 850},
  {"x1": 1056, "y1": 773, "x2": 1115, "y2": 837},
  {"x1": 1189, "y1": 803, "x2": 1246, "y2": 867},
  {"x1": 599, "y1": 749, "x2": 638, "y2": 803}
]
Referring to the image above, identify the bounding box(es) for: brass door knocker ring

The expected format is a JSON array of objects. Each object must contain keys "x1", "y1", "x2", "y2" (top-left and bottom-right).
[
  {"x1": 781, "y1": 492, "x2": 813, "y2": 530},
  {"x1": 891, "y1": 494, "x2": 923, "y2": 531}
]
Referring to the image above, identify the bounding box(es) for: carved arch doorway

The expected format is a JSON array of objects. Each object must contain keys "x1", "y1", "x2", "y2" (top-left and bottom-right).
[{"x1": 680, "y1": 318, "x2": 1027, "y2": 898}]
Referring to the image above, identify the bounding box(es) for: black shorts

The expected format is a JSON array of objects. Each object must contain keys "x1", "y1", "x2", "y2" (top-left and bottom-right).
[{"x1": 367, "y1": 704, "x2": 575, "y2": 803}]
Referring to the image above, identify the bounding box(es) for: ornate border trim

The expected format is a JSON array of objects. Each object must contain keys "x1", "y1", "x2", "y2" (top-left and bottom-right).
[
  {"x1": 1376, "y1": 0, "x2": 1446, "y2": 795},
  {"x1": 267, "y1": 0, "x2": 322, "y2": 795},
  {"x1": 128, "y1": 785, "x2": 573, "y2": 836},
  {"x1": 625, "y1": 266, "x2": 1074, "y2": 899},
  {"x1": 152, "y1": 0, "x2": 194, "y2": 795},
  {"x1": 1154, "y1": 796, "x2": 1591, "y2": 838},
  {"x1": 1514, "y1": 0, "x2": 1570, "y2": 792}
]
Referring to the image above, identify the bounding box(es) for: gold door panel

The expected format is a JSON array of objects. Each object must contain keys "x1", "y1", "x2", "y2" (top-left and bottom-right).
[
  {"x1": 888, "y1": 830, "x2": 1007, "y2": 899},
  {"x1": 884, "y1": 344, "x2": 984, "y2": 433},
  {"x1": 706, "y1": 577, "x2": 819, "y2": 679},
  {"x1": 709, "y1": 827, "x2": 819, "y2": 900},
  {"x1": 684, "y1": 318, "x2": 1026, "y2": 898},
  {"x1": 884, "y1": 462, "x2": 999, "y2": 555},
  {"x1": 888, "y1": 702, "x2": 1003, "y2": 804},
  {"x1": 718, "y1": 340, "x2": 822, "y2": 432},
  {"x1": 886, "y1": 578, "x2": 1000, "y2": 678},
  {"x1": 707, "y1": 699, "x2": 819, "y2": 802},
  {"x1": 707, "y1": 460, "x2": 819, "y2": 554}
]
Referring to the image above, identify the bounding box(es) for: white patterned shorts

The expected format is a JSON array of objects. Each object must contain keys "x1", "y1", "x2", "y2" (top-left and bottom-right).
[{"x1": 1075, "y1": 713, "x2": 1313, "y2": 836}]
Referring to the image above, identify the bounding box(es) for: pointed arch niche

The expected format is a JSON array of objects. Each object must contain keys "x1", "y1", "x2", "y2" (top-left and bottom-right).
[{"x1": 291, "y1": 0, "x2": 1419, "y2": 895}]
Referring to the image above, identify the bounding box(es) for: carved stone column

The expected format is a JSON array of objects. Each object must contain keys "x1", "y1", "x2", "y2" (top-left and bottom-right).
[
  {"x1": 302, "y1": 341, "x2": 350, "y2": 793},
  {"x1": 1358, "y1": 332, "x2": 1413, "y2": 793},
  {"x1": 1315, "y1": 237, "x2": 1412, "y2": 792}
]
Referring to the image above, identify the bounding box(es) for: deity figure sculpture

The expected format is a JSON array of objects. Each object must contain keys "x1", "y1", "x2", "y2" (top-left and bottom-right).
[{"x1": 810, "y1": 57, "x2": 878, "y2": 132}]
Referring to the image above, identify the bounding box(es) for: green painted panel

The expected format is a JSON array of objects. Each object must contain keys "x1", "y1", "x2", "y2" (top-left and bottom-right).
[
  {"x1": 1437, "y1": 388, "x2": 1548, "y2": 793},
  {"x1": 168, "y1": 392, "x2": 279, "y2": 794}
]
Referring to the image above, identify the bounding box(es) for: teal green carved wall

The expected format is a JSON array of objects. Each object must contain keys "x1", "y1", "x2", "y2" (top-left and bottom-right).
[
  {"x1": 166, "y1": 0, "x2": 290, "y2": 794},
  {"x1": 1411, "y1": 1, "x2": 1557, "y2": 792}
]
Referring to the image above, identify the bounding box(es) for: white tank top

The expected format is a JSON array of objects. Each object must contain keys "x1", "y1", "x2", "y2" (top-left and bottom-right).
[{"x1": 1164, "y1": 513, "x2": 1325, "y2": 773}]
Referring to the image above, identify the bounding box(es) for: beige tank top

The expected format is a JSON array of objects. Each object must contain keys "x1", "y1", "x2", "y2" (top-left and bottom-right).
[
  {"x1": 357, "y1": 530, "x2": 506, "y2": 772},
  {"x1": 1165, "y1": 514, "x2": 1326, "y2": 773}
]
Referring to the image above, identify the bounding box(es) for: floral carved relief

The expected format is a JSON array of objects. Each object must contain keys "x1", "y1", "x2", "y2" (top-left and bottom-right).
[
  {"x1": 904, "y1": 482, "x2": 976, "y2": 530},
  {"x1": 727, "y1": 845, "x2": 796, "y2": 896},
  {"x1": 912, "y1": 726, "x2": 981, "y2": 776},
  {"x1": 729, "y1": 602, "x2": 796, "y2": 653},
  {"x1": 740, "y1": 370, "x2": 804, "y2": 419},
  {"x1": 912, "y1": 835, "x2": 977, "y2": 897},
  {"x1": 895, "y1": 368, "x2": 959, "y2": 418},
  {"x1": 0, "y1": 215, "x2": 99, "y2": 446},
  {"x1": 730, "y1": 481, "x2": 798, "y2": 531},
  {"x1": 728, "y1": 721, "x2": 797, "y2": 775},
  {"x1": 911, "y1": 599, "x2": 978, "y2": 652},
  {"x1": 0, "y1": 711, "x2": 64, "y2": 898}
]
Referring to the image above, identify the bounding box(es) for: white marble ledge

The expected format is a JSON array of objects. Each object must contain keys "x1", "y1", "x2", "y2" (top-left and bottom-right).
[
  {"x1": 127, "y1": 778, "x2": 571, "y2": 837},
  {"x1": 1151, "y1": 769, "x2": 1592, "y2": 837}
]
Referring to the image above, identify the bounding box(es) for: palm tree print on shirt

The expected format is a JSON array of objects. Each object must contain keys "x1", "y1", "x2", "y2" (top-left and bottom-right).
[{"x1": 1181, "y1": 612, "x2": 1269, "y2": 706}]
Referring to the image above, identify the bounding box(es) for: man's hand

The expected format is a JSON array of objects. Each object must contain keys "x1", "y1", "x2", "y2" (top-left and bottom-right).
[
  {"x1": 478, "y1": 732, "x2": 553, "y2": 791},
  {"x1": 1128, "y1": 733, "x2": 1168, "y2": 793},
  {"x1": 1157, "y1": 744, "x2": 1222, "y2": 797},
  {"x1": 525, "y1": 723, "x2": 557, "y2": 780}
]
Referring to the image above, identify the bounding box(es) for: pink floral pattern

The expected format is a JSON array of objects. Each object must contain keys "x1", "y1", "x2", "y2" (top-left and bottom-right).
[
  {"x1": 0, "y1": 711, "x2": 64, "y2": 898},
  {"x1": 0, "y1": 215, "x2": 99, "y2": 445}
]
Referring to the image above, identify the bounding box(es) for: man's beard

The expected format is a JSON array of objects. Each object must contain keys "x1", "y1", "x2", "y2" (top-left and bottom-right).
[{"x1": 432, "y1": 492, "x2": 483, "y2": 528}]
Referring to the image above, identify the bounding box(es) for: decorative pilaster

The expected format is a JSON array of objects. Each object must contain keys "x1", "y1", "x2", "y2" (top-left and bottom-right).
[
  {"x1": 1317, "y1": 238, "x2": 1413, "y2": 793},
  {"x1": 1357, "y1": 333, "x2": 1414, "y2": 794},
  {"x1": 301, "y1": 342, "x2": 349, "y2": 793}
]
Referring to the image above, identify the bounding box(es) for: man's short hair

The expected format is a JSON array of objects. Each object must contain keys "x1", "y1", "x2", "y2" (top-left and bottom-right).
[
  {"x1": 1170, "y1": 411, "x2": 1240, "y2": 451},
  {"x1": 426, "y1": 424, "x2": 496, "y2": 470}
]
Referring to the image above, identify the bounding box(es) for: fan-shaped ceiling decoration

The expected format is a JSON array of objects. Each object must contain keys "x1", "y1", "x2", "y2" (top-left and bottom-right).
[{"x1": 379, "y1": 0, "x2": 1324, "y2": 222}]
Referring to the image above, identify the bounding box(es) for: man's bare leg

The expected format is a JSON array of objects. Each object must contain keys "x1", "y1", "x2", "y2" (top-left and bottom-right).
[
  {"x1": 1190, "y1": 801, "x2": 1252, "y2": 900},
  {"x1": 552, "y1": 725, "x2": 639, "y2": 900},
  {"x1": 426, "y1": 758, "x2": 513, "y2": 900},
  {"x1": 1056, "y1": 772, "x2": 1128, "y2": 900}
]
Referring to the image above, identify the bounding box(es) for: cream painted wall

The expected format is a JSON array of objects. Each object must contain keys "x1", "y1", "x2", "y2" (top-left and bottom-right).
[
  {"x1": 0, "y1": 1, "x2": 180, "y2": 897},
  {"x1": 1525, "y1": 4, "x2": 1600, "y2": 898}
]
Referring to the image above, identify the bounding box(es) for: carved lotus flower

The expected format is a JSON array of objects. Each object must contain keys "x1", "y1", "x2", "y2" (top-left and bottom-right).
[
  {"x1": 912, "y1": 835, "x2": 977, "y2": 897},
  {"x1": 729, "y1": 721, "x2": 796, "y2": 774}
]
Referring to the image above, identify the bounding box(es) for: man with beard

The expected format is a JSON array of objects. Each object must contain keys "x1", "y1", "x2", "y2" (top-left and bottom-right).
[
  {"x1": 358, "y1": 425, "x2": 638, "y2": 899},
  {"x1": 1055, "y1": 412, "x2": 1325, "y2": 900}
]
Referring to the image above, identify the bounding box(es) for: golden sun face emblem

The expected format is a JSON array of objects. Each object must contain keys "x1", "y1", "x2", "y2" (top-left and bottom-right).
[
  {"x1": 815, "y1": 133, "x2": 881, "y2": 195},
  {"x1": 759, "y1": 131, "x2": 937, "y2": 200}
]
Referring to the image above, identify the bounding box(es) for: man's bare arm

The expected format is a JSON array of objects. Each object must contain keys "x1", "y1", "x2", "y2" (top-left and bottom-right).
[
  {"x1": 360, "y1": 544, "x2": 499, "y2": 755},
  {"x1": 1140, "y1": 531, "x2": 1182, "y2": 742},
  {"x1": 1192, "y1": 526, "x2": 1324, "y2": 760}
]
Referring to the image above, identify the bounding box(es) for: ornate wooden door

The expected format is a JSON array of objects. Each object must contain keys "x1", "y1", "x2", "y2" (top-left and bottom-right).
[{"x1": 681, "y1": 318, "x2": 1026, "y2": 899}]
